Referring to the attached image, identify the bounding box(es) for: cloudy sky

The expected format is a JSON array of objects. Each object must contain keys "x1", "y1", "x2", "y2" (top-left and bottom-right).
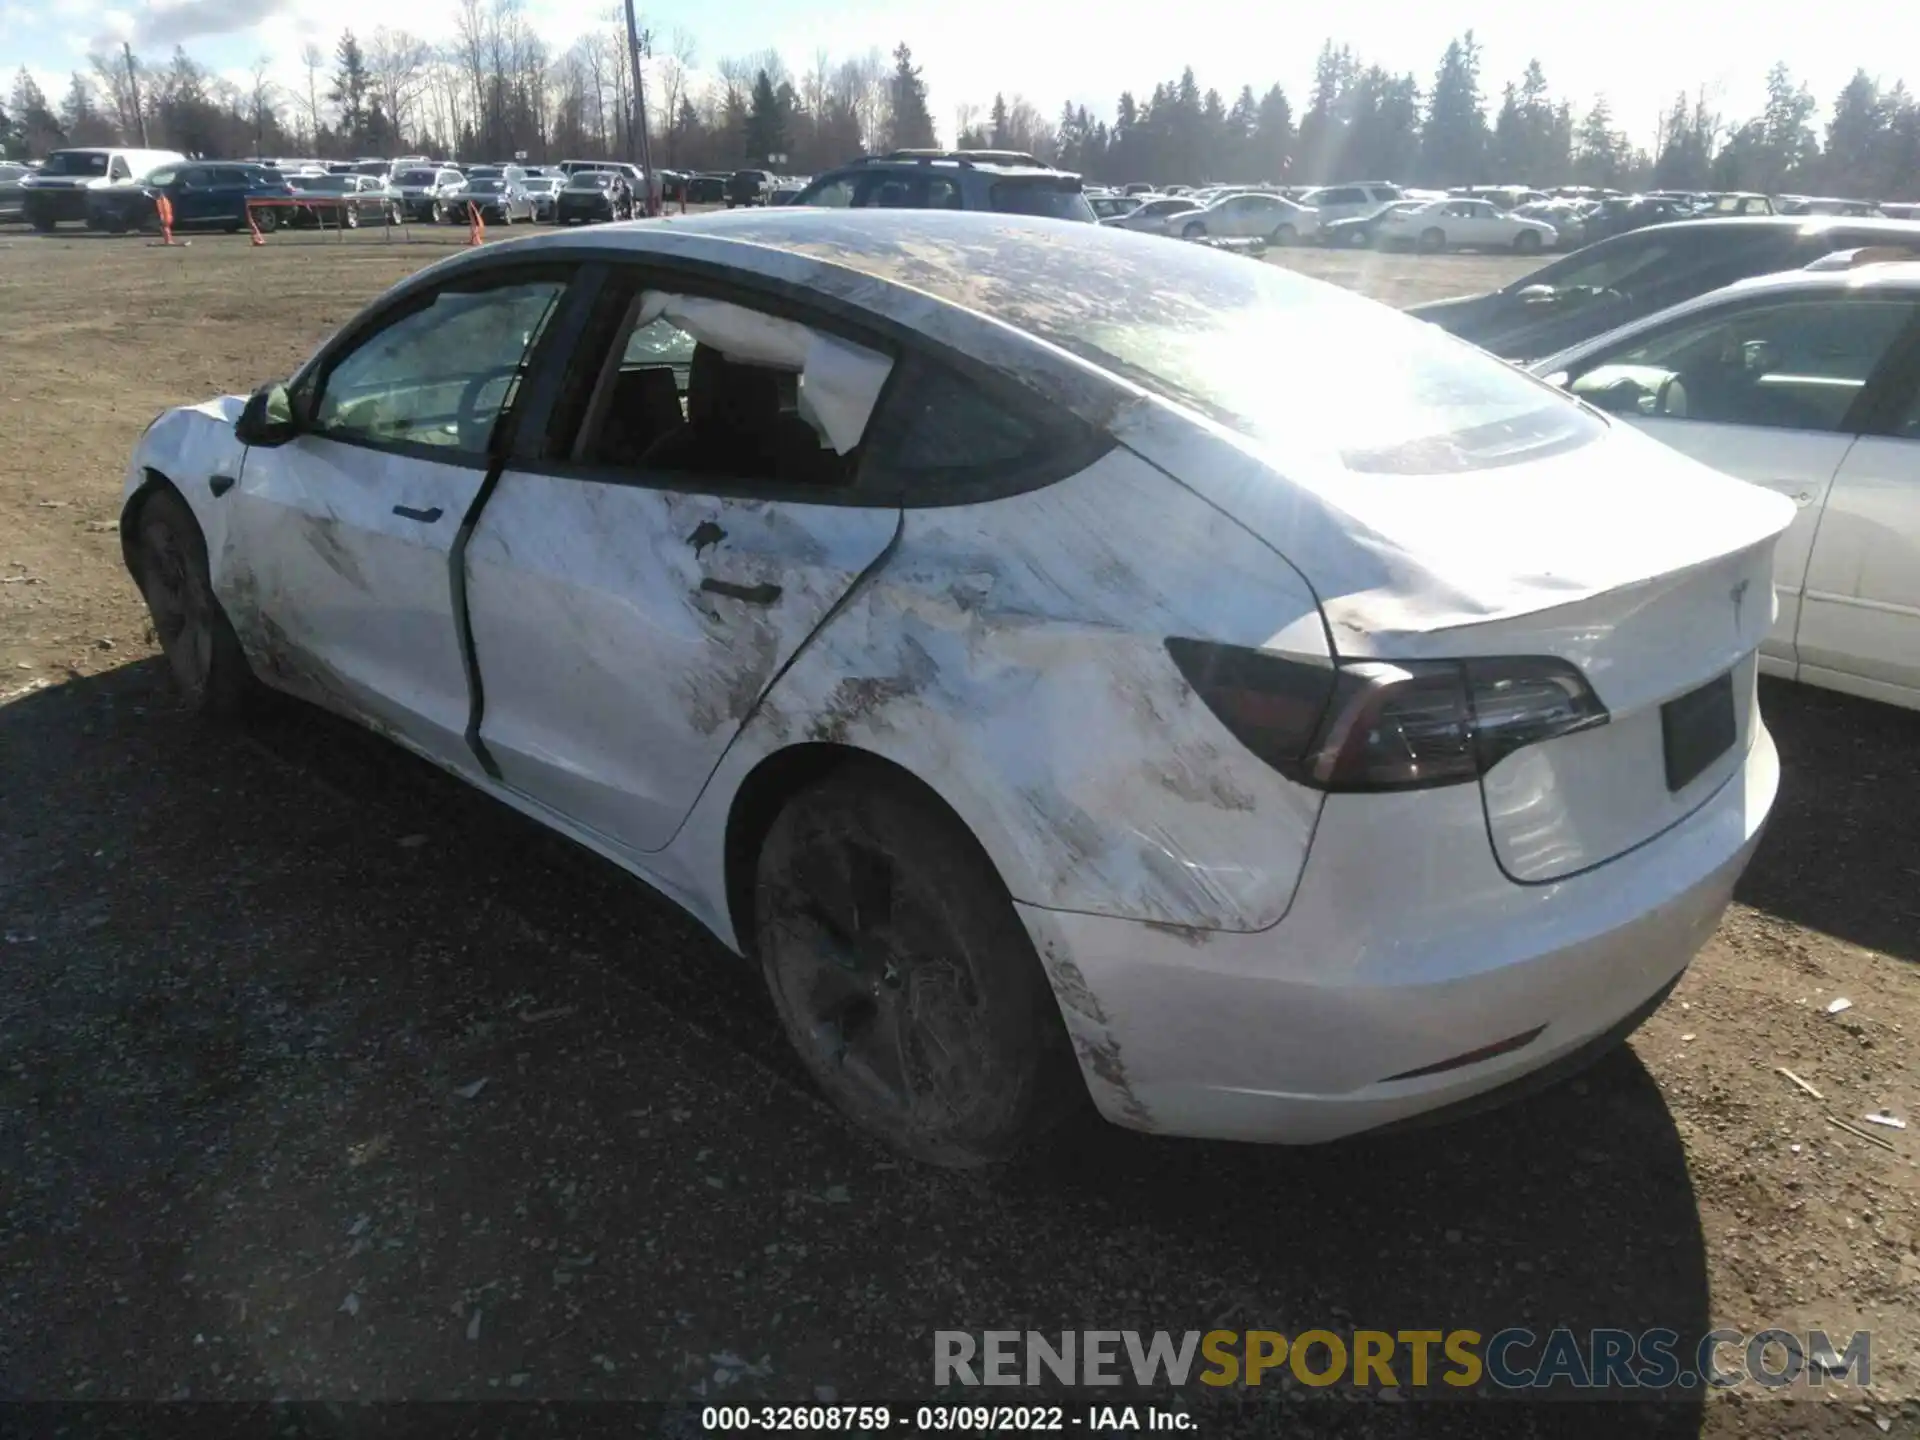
[{"x1": 5, "y1": 0, "x2": 1919, "y2": 149}]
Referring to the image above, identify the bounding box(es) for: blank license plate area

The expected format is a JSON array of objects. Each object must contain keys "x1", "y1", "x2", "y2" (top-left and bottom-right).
[{"x1": 1661, "y1": 671, "x2": 1737, "y2": 793}]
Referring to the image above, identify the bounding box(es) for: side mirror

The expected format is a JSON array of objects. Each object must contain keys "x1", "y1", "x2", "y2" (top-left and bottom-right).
[
  {"x1": 1516, "y1": 284, "x2": 1558, "y2": 304},
  {"x1": 234, "y1": 382, "x2": 298, "y2": 448}
]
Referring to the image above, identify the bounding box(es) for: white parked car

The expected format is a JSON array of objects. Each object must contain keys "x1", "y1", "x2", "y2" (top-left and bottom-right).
[
  {"x1": 1296, "y1": 181, "x2": 1405, "y2": 226},
  {"x1": 1378, "y1": 197, "x2": 1557, "y2": 253},
  {"x1": 1104, "y1": 195, "x2": 1203, "y2": 235},
  {"x1": 1535, "y1": 258, "x2": 1920, "y2": 711},
  {"x1": 121, "y1": 211, "x2": 1786, "y2": 1164},
  {"x1": 1177, "y1": 191, "x2": 1319, "y2": 244}
]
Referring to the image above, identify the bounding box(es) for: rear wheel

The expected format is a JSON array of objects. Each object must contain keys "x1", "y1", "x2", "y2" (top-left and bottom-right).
[
  {"x1": 1418, "y1": 226, "x2": 1446, "y2": 253},
  {"x1": 255, "y1": 207, "x2": 279, "y2": 234},
  {"x1": 1513, "y1": 228, "x2": 1543, "y2": 254},
  {"x1": 1269, "y1": 222, "x2": 1297, "y2": 246},
  {"x1": 30, "y1": 213, "x2": 54, "y2": 233},
  {"x1": 341, "y1": 205, "x2": 360, "y2": 230},
  {"x1": 130, "y1": 488, "x2": 256, "y2": 718},
  {"x1": 755, "y1": 764, "x2": 1081, "y2": 1167},
  {"x1": 1182, "y1": 220, "x2": 1207, "y2": 239},
  {"x1": 430, "y1": 200, "x2": 447, "y2": 224},
  {"x1": 1345, "y1": 226, "x2": 1371, "y2": 247}
]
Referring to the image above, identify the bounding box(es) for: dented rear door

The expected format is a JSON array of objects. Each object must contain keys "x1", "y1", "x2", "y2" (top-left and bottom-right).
[{"x1": 464, "y1": 478, "x2": 899, "y2": 853}]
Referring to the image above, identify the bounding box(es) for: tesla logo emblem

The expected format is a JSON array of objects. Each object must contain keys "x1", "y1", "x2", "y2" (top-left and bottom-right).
[{"x1": 1731, "y1": 579, "x2": 1751, "y2": 630}]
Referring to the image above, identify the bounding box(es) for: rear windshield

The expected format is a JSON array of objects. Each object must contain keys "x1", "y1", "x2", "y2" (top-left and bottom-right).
[
  {"x1": 467, "y1": 178, "x2": 505, "y2": 193},
  {"x1": 568, "y1": 172, "x2": 615, "y2": 189},
  {"x1": 300, "y1": 176, "x2": 352, "y2": 192},
  {"x1": 40, "y1": 151, "x2": 110, "y2": 177},
  {"x1": 749, "y1": 213, "x2": 1600, "y2": 474},
  {"x1": 397, "y1": 169, "x2": 436, "y2": 185},
  {"x1": 990, "y1": 180, "x2": 1096, "y2": 223}
]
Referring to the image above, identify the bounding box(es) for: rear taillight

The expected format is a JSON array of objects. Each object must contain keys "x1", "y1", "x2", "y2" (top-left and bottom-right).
[{"x1": 1165, "y1": 640, "x2": 1607, "y2": 793}]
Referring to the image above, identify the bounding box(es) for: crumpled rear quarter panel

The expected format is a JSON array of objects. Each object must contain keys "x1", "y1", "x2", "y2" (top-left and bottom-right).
[{"x1": 684, "y1": 445, "x2": 1330, "y2": 938}]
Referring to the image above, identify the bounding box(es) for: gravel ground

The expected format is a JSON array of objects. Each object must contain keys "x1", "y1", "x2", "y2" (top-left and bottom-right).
[{"x1": 1, "y1": 224, "x2": 1916, "y2": 1436}]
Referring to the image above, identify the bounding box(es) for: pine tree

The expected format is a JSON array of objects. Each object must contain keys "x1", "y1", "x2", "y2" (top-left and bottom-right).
[
  {"x1": 330, "y1": 31, "x2": 371, "y2": 147},
  {"x1": 989, "y1": 92, "x2": 1008, "y2": 148},
  {"x1": 1420, "y1": 32, "x2": 1488, "y2": 186},
  {"x1": 1573, "y1": 97, "x2": 1625, "y2": 186},
  {"x1": 744, "y1": 69, "x2": 786, "y2": 160},
  {"x1": 9, "y1": 69, "x2": 64, "y2": 157},
  {"x1": 884, "y1": 43, "x2": 935, "y2": 150},
  {"x1": 1251, "y1": 84, "x2": 1293, "y2": 181}
]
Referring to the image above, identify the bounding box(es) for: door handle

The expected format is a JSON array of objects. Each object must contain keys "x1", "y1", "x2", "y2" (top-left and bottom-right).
[
  {"x1": 700, "y1": 578, "x2": 782, "y2": 606},
  {"x1": 392, "y1": 504, "x2": 443, "y2": 523}
]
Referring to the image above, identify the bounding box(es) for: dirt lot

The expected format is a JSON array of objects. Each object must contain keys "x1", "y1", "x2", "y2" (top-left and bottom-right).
[{"x1": 2, "y1": 226, "x2": 1917, "y2": 1434}]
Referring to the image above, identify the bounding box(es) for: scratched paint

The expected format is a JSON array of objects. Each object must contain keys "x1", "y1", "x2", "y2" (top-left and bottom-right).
[
  {"x1": 684, "y1": 444, "x2": 1330, "y2": 936},
  {"x1": 462, "y1": 472, "x2": 900, "y2": 855}
]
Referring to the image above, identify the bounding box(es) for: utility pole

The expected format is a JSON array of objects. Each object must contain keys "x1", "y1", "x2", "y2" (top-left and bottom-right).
[
  {"x1": 123, "y1": 42, "x2": 148, "y2": 147},
  {"x1": 620, "y1": 0, "x2": 658, "y2": 214}
]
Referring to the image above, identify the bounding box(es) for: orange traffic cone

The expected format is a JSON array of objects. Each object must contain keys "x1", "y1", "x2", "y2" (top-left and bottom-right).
[
  {"x1": 247, "y1": 201, "x2": 266, "y2": 246},
  {"x1": 467, "y1": 201, "x2": 485, "y2": 246},
  {"x1": 152, "y1": 194, "x2": 176, "y2": 246}
]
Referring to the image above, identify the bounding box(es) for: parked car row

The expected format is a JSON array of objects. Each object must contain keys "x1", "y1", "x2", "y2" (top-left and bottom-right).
[{"x1": 2, "y1": 147, "x2": 675, "y2": 231}]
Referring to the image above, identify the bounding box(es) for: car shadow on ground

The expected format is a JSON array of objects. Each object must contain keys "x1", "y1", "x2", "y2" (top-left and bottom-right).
[
  {"x1": 0, "y1": 661, "x2": 1707, "y2": 1428},
  {"x1": 1739, "y1": 678, "x2": 1920, "y2": 964}
]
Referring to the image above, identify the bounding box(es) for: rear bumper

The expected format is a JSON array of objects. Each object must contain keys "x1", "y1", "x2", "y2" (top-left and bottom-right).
[{"x1": 1019, "y1": 717, "x2": 1778, "y2": 1144}]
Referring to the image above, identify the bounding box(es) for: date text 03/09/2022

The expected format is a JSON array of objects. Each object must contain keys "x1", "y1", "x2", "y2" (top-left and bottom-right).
[{"x1": 699, "y1": 1404, "x2": 1193, "y2": 1431}]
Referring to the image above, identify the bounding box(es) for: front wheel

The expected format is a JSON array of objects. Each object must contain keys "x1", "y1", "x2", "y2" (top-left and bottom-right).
[
  {"x1": 1513, "y1": 228, "x2": 1542, "y2": 254},
  {"x1": 1418, "y1": 226, "x2": 1446, "y2": 253},
  {"x1": 1345, "y1": 227, "x2": 1371, "y2": 247},
  {"x1": 755, "y1": 764, "x2": 1081, "y2": 1167},
  {"x1": 254, "y1": 207, "x2": 279, "y2": 234},
  {"x1": 29, "y1": 213, "x2": 54, "y2": 233},
  {"x1": 130, "y1": 488, "x2": 256, "y2": 718},
  {"x1": 1181, "y1": 220, "x2": 1206, "y2": 239},
  {"x1": 340, "y1": 205, "x2": 360, "y2": 230},
  {"x1": 1270, "y1": 223, "x2": 1297, "y2": 246}
]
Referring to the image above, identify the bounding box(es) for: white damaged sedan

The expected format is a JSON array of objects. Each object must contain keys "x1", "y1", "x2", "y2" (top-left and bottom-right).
[{"x1": 122, "y1": 211, "x2": 1791, "y2": 1164}]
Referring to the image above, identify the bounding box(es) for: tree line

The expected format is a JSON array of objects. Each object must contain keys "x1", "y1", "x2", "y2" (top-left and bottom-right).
[{"x1": 3, "y1": 12, "x2": 1918, "y2": 200}]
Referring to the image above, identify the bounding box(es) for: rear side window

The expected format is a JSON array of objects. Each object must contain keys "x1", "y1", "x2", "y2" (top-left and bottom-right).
[
  {"x1": 989, "y1": 180, "x2": 1095, "y2": 222},
  {"x1": 860, "y1": 354, "x2": 1107, "y2": 501}
]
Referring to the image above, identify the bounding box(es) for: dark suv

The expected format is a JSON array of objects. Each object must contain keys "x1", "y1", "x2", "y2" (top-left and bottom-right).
[
  {"x1": 791, "y1": 150, "x2": 1095, "y2": 222},
  {"x1": 1409, "y1": 216, "x2": 1920, "y2": 361},
  {"x1": 727, "y1": 170, "x2": 773, "y2": 207}
]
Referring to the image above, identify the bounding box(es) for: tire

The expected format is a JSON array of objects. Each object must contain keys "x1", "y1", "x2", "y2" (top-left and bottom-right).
[
  {"x1": 430, "y1": 201, "x2": 447, "y2": 224},
  {"x1": 1181, "y1": 220, "x2": 1206, "y2": 239},
  {"x1": 388, "y1": 203, "x2": 403, "y2": 226},
  {"x1": 1270, "y1": 223, "x2": 1297, "y2": 246},
  {"x1": 255, "y1": 207, "x2": 279, "y2": 234},
  {"x1": 1345, "y1": 227, "x2": 1371, "y2": 248},
  {"x1": 108, "y1": 217, "x2": 130, "y2": 235},
  {"x1": 754, "y1": 763, "x2": 1081, "y2": 1167},
  {"x1": 30, "y1": 213, "x2": 54, "y2": 233},
  {"x1": 341, "y1": 206, "x2": 360, "y2": 230},
  {"x1": 129, "y1": 488, "x2": 256, "y2": 719},
  {"x1": 1513, "y1": 228, "x2": 1542, "y2": 254},
  {"x1": 1418, "y1": 226, "x2": 1446, "y2": 253}
]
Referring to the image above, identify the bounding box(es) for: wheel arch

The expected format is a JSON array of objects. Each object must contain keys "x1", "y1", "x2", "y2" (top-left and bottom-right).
[
  {"x1": 119, "y1": 466, "x2": 183, "y2": 582},
  {"x1": 721, "y1": 740, "x2": 1007, "y2": 964}
]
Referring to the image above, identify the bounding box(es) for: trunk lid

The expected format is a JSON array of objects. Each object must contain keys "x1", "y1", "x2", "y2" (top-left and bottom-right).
[{"x1": 1118, "y1": 407, "x2": 1792, "y2": 880}]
